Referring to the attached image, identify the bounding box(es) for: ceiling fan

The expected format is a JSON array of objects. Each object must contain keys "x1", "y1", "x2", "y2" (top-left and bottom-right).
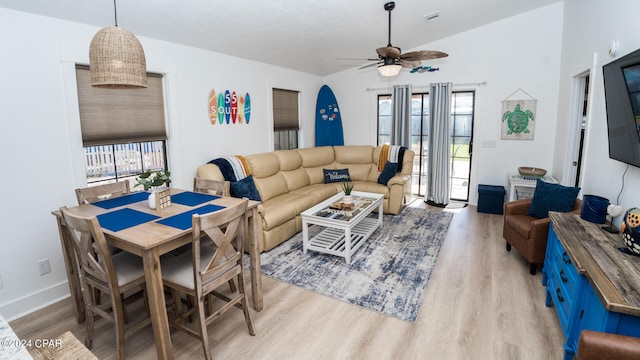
[{"x1": 359, "y1": 1, "x2": 448, "y2": 77}]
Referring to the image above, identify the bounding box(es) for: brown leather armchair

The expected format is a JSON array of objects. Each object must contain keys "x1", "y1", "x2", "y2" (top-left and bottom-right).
[
  {"x1": 502, "y1": 197, "x2": 582, "y2": 275},
  {"x1": 577, "y1": 330, "x2": 640, "y2": 360}
]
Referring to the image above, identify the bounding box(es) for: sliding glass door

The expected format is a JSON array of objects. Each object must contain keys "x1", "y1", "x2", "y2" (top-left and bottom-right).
[{"x1": 377, "y1": 91, "x2": 475, "y2": 202}]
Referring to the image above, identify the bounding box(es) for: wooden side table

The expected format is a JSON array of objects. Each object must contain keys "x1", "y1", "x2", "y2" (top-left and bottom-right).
[{"x1": 507, "y1": 173, "x2": 558, "y2": 201}]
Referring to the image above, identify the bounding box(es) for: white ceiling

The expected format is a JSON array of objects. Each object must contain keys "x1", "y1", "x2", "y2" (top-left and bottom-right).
[{"x1": 0, "y1": 0, "x2": 562, "y2": 76}]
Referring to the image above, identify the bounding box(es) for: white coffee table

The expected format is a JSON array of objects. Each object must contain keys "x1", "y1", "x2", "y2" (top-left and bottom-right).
[{"x1": 301, "y1": 191, "x2": 384, "y2": 264}]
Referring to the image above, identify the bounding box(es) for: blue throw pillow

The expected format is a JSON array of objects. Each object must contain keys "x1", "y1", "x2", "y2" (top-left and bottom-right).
[
  {"x1": 230, "y1": 175, "x2": 261, "y2": 201},
  {"x1": 323, "y1": 168, "x2": 351, "y2": 183},
  {"x1": 527, "y1": 179, "x2": 580, "y2": 218},
  {"x1": 377, "y1": 162, "x2": 398, "y2": 185}
]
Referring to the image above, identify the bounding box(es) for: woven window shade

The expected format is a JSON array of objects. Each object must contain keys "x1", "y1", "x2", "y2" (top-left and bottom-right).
[
  {"x1": 76, "y1": 65, "x2": 166, "y2": 146},
  {"x1": 272, "y1": 88, "x2": 299, "y2": 130}
]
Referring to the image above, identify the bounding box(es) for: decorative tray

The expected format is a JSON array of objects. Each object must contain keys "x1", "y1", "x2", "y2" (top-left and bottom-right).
[{"x1": 518, "y1": 166, "x2": 547, "y2": 177}]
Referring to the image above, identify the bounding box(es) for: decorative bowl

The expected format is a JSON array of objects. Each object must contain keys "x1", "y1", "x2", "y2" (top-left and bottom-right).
[
  {"x1": 621, "y1": 207, "x2": 640, "y2": 255},
  {"x1": 518, "y1": 167, "x2": 547, "y2": 177}
]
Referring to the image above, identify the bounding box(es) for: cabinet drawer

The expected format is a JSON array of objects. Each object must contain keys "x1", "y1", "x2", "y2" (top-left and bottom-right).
[
  {"x1": 552, "y1": 243, "x2": 579, "y2": 299},
  {"x1": 547, "y1": 274, "x2": 572, "y2": 334}
]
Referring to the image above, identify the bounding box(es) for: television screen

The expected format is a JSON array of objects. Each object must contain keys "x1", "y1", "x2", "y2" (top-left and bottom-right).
[
  {"x1": 603, "y1": 48, "x2": 640, "y2": 167},
  {"x1": 622, "y1": 64, "x2": 640, "y2": 139}
]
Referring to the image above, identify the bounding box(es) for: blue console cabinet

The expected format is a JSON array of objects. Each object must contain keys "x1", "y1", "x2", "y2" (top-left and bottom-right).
[{"x1": 543, "y1": 213, "x2": 640, "y2": 360}]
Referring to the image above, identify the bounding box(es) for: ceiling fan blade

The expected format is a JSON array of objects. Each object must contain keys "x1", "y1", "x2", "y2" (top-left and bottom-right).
[
  {"x1": 358, "y1": 61, "x2": 382, "y2": 70},
  {"x1": 376, "y1": 46, "x2": 401, "y2": 59},
  {"x1": 398, "y1": 59, "x2": 421, "y2": 68},
  {"x1": 400, "y1": 50, "x2": 449, "y2": 61},
  {"x1": 335, "y1": 57, "x2": 379, "y2": 61}
]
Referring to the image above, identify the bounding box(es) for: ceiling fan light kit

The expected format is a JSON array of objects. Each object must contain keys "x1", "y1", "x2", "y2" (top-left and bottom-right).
[
  {"x1": 89, "y1": 0, "x2": 147, "y2": 88},
  {"x1": 379, "y1": 64, "x2": 402, "y2": 77},
  {"x1": 358, "y1": 2, "x2": 448, "y2": 77}
]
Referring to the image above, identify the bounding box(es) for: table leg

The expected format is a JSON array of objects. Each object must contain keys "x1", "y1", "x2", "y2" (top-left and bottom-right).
[
  {"x1": 55, "y1": 216, "x2": 85, "y2": 323},
  {"x1": 142, "y1": 248, "x2": 173, "y2": 360},
  {"x1": 345, "y1": 227, "x2": 352, "y2": 265},
  {"x1": 248, "y1": 206, "x2": 263, "y2": 312},
  {"x1": 302, "y1": 219, "x2": 309, "y2": 254}
]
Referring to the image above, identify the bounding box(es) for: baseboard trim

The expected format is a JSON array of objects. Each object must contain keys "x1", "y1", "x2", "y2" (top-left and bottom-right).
[{"x1": 0, "y1": 281, "x2": 70, "y2": 322}]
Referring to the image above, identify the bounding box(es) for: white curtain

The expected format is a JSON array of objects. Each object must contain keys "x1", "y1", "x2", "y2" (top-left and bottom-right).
[
  {"x1": 426, "y1": 82, "x2": 452, "y2": 206},
  {"x1": 391, "y1": 84, "x2": 412, "y2": 146}
]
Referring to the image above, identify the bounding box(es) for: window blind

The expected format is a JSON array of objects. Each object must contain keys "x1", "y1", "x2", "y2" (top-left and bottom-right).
[
  {"x1": 272, "y1": 88, "x2": 299, "y2": 130},
  {"x1": 75, "y1": 65, "x2": 166, "y2": 146}
]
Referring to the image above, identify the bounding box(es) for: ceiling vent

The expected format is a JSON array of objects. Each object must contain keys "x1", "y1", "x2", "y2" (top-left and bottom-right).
[{"x1": 424, "y1": 11, "x2": 440, "y2": 22}]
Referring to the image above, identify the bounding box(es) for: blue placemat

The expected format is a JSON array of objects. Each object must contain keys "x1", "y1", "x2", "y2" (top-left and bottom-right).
[
  {"x1": 171, "y1": 191, "x2": 220, "y2": 206},
  {"x1": 92, "y1": 192, "x2": 149, "y2": 209},
  {"x1": 156, "y1": 204, "x2": 226, "y2": 230},
  {"x1": 97, "y1": 208, "x2": 160, "y2": 232}
]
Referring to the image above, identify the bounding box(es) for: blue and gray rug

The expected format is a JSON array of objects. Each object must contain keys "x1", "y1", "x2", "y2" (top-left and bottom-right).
[{"x1": 257, "y1": 206, "x2": 454, "y2": 322}]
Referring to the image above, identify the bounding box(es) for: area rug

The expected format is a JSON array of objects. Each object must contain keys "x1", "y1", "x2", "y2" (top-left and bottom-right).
[{"x1": 257, "y1": 206, "x2": 453, "y2": 322}]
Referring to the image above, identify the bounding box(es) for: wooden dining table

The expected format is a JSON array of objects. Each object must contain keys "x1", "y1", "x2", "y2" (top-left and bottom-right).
[{"x1": 52, "y1": 188, "x2": 263, "y2": 360}]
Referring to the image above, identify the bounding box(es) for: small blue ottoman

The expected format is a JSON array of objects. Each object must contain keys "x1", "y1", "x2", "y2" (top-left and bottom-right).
[{"x1": 477, "y1": 184, "x2": 506, "y2": 214}]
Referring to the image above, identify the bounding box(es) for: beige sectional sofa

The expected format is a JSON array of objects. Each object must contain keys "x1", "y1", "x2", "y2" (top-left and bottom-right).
[{"x1": 197, "y1": 145, "x2": 414, "y2": 252}]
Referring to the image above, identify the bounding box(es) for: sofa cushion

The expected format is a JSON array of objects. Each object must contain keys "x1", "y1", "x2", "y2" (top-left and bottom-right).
[
  {"x1": 290, "y1": 184, "x2": 338, "y2": 203},
  {"x1": 245, "y1": 153, "x2": 280, "y2": 178},
  {"x1": 335, "y1": 163, "x2": 373, "y2": 181},
  {"x1": 528, "y1": 179, "x2": 581, "y2": 218},
  {"x1": 260, "y1": 196, "x2": 299, "y2": 230},
  {"x1": 334, "y1": 145, "x2": 374, "y2": 164},
  {"x1": 230, "y1": 175, "x2": 261, "y2": 201},
  {"x1": 281, "y1": 167, "x2": 310, "y2": 191},
  {"x1": 297, "y1": 146, "x2": 335, "y2": 167},
  {"x1": 351, "y1": 181, "x2": 390, "y2": 197},
  {"x1": 252, "y1": 172, "x2": 289, "y2": 202},
  {"x1": 274, "y1": 149, "x2": 303, "y2": 171},
  {"x1": 323, "y1": 168, "x2": 351, "y2": 183},
  {"x1": 378, "y1": 162, "x2": 398, "y2": 185}
]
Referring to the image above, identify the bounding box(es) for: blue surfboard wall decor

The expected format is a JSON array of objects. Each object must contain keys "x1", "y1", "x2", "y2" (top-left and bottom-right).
[{"x1": 315, "y1": 85, "x2": 344, "y2": 146}]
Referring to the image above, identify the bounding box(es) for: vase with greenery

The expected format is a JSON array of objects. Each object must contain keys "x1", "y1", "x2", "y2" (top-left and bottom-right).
[
  {"x1": 135, "y1": 169, "x2": 171, "y2": 209},
  {"x1": 342, "y1": 181, "x2": 354, "y2": 205}
]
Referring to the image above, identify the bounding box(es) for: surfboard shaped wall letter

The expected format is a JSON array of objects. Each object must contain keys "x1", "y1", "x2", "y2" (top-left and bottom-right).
[{"x1": 208, "y1": 89, "x2": 252, "y2": 125}]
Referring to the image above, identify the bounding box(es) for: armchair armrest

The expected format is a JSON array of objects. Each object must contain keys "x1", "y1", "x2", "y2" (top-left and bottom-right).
[
  {"x1": 504, "y1": 198, "x2": 533, "y2": 216},
  {"x1": 578, "y1": 330, "x2": 640, "y2": 360}
]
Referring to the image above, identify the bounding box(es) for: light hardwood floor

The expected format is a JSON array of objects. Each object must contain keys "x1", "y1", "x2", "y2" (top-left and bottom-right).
[{"x1": 10, "y1": 201, "x2": 565, "y2": 359}]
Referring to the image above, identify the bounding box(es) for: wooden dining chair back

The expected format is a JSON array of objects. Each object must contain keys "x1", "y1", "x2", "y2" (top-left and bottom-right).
[
  {"x1": 59, "y1": 206, "x2": 151, "y2": 360},
  {"x1": 75, "y1": 181, "x2": 130, "y2": 205},
  {"x1": 193, "y1": 177, "x2": 230, "y2": 197},
  {"x1": 162, "y1": 199, "x2": 255, "y2": 360}
]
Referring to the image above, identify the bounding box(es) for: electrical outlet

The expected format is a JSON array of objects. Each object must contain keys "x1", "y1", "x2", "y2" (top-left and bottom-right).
[{"x1": 38, "y1": 258, "x2": 51, "y2": 275}]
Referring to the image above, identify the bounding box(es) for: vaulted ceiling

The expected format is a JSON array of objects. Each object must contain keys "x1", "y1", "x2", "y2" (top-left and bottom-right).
[{"x1": 1, "y1": 0, "x2": 562, "y2": 76}]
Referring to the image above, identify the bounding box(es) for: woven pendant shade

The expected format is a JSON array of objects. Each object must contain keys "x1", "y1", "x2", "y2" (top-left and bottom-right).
[{"x1": 89, "y1": 26, "x2": 147, "y2": 88}]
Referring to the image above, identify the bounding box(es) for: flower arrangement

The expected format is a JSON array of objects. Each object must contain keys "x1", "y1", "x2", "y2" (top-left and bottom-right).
[
  {"x1": 134, "y1": 169, "x2": 171, "y2": 191},
  {"x1": 341, "y1": 181, "x2": 354, "y2": 196}
]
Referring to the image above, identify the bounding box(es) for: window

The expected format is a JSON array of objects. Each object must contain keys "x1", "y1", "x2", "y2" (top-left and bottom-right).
[
  {"x1": 272, "y1": 88, "x2": 299, "y2": 150},
  {"x1": 377, "y1": 91, "x2": 475, "y2": 201},
  {"x1": 75, "y1": 65, "x2": 168, "y2": 187}
]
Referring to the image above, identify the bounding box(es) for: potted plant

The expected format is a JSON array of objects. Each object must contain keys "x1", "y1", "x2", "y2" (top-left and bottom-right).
[
  {"x1": 342, "y1": 181, "x2": 354, "y2": 205},
  {"x1": 135, "y1": 169, "x2": 171, "y2": 209}
]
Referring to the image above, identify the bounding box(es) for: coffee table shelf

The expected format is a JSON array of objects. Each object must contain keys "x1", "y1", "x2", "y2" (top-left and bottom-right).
[{"x1": 301, "y1": 191, "x2": 384, "y2": 264}]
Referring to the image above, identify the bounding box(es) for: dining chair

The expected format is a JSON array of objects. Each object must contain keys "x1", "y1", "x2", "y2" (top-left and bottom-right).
[
  {"x1": 75, "y1": 181, "x2": 131, "y2": 205},
  {"x1": 60, "y1": 206, "x2": 152, "y2": 360},
  {"x1": 193, "y1": 177, "x2": 230, "y2": 197},
  {"x1": 162, "y1": 199, "x2": 255, "y2": 359}
]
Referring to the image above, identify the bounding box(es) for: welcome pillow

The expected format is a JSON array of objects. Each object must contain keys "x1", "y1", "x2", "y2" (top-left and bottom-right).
[
  {"x1": 323, "y1": 168, "x2": 351, "y2": 183},
  {"x1": 527, "y1": 179, "x2": 580, "y2": 218}
]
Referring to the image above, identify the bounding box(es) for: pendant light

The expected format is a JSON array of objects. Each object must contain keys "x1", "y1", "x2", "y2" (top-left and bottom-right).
[{"x1": 89, "y1": 0, "x2": 147, "y2": 88}]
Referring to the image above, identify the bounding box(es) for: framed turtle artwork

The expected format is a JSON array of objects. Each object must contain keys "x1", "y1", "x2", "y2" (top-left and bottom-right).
[{"x1": 501, "y1": 99, "x2": 537, "y2": 140}]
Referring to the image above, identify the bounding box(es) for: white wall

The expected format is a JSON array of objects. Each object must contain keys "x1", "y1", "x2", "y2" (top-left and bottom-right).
[
  {"x1": 553, "y1": 0, "x2": 640, "y2": 228},
  {"x1": 0, "y1": 8, "x2": 322, "y2": 320},
  {"x1": 324, "y1": 3, "x2": 565, "y2": 205}
]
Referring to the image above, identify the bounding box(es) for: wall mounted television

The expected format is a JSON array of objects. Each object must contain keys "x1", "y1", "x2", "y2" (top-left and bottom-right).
[{"x1": 603, "y1": 48, "x2": 640, "y2": 168}]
